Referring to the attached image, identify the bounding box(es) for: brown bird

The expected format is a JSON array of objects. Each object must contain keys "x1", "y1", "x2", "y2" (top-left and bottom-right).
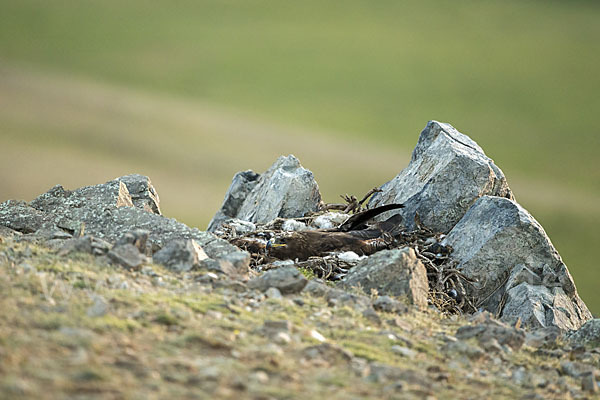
[{"x1": 267, "y1": 204, "x2": 404, "y2": 261}]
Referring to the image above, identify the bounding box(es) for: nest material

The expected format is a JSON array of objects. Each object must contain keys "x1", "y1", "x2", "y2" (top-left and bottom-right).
[{"x1": 215, "y1": 190, "x2": 478, "y2": 315}]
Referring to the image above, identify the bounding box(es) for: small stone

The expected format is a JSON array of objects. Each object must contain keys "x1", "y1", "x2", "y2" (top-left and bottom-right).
[
  {"x1": 309, "y1": 329, "x2": 326, "y2": 343},
  {"x1": 273, "y1": 332, "x2": 292, "y2": 344},
  {"x1": 86, "y1": 295, "x2": 109, "y2": 317},
  {"x1": 373, "y1": 296, "x2": 409, "y2": 314},
  {"x1": 247, "y1": 266, "x2": 308, "y2": 294},
  {"x1": 108, "y1": 243, "x2": 146, "y2": 270},
  {"x1": 251, "y1": 371, "x2": 269, "y2": 384},
  {"x1": 265, "y1": 287, "x2": 283, "y2": 299},
  {"x1": 362, "y1": 307, "x2": 381, "y2": 325},
  {"x1": 391, "y1": 345, "x2": 416, "y2": 359},
  {"x1": 152, "y1": 239, "x2": 208, "y2": 272},
  {"x1": 581, "y1": 373, "x2": 598, "y2": 393},
  {"x1": 263, "y1": 320, "x2": 292, "y2": 333},
  {"x1": 312, "y1": 212, "x2": 349, "y2": 230},
  {"x1": 282, "y1": 219, "x2": 309, "y2": 232},
  {"x1": 336, "y1": 251, "x2": 362, "y2": 262}
]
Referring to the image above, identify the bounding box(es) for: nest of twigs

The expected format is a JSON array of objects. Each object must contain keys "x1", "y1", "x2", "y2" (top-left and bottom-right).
[{"x1": 215, "y1": 189, "x2": 479, "y2": 315}]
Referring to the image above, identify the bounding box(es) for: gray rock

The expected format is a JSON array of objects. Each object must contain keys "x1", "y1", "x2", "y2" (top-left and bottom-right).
[
  {"x1": 58, "y1": 236, "x2": 94, "y2": 256},
  {"x1": 117, "y1": 174, "x2": 161, "y2": 215},
  {"x1": 107, "y1": 243, "x2": 147, "y2": 270},
  {"x1": 301, "y1": 343, "x2": 353, "y2": 365},
  {"x1": 391, "y1": 345, "x2": 416, "y2": 359},
  {"x1": 86, "y1": 295, "x2": 109, "y2": 317},
  {"x1": 152, "y1": 239, "x2": 208, "y2": 272},
  {"x1": 115, "y1": 229, "x2": 151, "y2": 255},
  {"x1": 372, "y1": 296, "x2": 409, "y2": 314},
  {"x1": 369, "y1": 121, "x2": 512, "y2": 233},
  {"x1": 567, "y1": 319, "x2": 600, "y2": 346},
  {"x1": 456, "y1": 316, "x2": 525, "y2": 351},
  {"x1": 326, "y1": 288, "x2": 371, "y2": 310},
  {"x1": 443, "y1": 195, "x2": 591, "y2": 331},
  {"x1": 208, "y1": 155, "x2": 321, "y2": 230},
  {"x1": 207, "y1": 170, "x2": 259, "y2": 232},
  {"x1": 0, "y1": 225, "x2": 20, "y2": 238},
  {"x1": 560, "y1": 361, "x2": 596, "y2": 378},
  {"x1": 0, "y1": 200, "x2": 57, "y2": 234},
  {"x1": 302, "y1": 279, "x2": 332, "y2": 297},
  {"x1": 341, "y1": 248, "x2": 428, "y2": 309},
  {"x1": 581, "y1": 373, "x2": 598, "y2": 393},
  {"x1": 247, "y1": 266, "x2": 308, "y2": 294},
  {"x1": 0, "y1": 176, "x2": 249, "y2": 268}
]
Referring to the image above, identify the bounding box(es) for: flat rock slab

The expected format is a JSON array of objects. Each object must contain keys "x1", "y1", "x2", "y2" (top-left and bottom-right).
[
  {"x1": 369, "y1": 121, "x2": 512, "y2": 233},
  {"x1": 208, "y1": 155, "x2": 321, "y2": 230},
  {"x1": 443, "y1": 195, "x2": 591, "y2": 331},
  {"x1": 341, "y1": 247, "x2": 428, "y2": 309}
]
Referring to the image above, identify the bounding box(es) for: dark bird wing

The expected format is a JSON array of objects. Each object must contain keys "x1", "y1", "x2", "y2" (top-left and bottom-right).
[{"x1": 337, "y1": 203, "x2": 404, "y2": 232}]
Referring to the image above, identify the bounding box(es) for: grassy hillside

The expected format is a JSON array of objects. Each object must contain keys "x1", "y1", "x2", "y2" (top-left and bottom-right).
[
  {"x1": 1, "y1": 240, "x2": 598, "y2": 399},
  {"x1": 0, "y1": 0, "x2": 599, "y2": 312}
]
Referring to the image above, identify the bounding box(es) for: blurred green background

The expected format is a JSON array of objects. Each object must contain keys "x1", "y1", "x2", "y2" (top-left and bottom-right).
[{"x1": 0, "y1": 0, "x2": 598, "y2": 314}]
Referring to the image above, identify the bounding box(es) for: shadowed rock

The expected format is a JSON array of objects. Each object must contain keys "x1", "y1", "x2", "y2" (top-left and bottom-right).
[{"x1": 443, "y1": 195, "x2": 592, "y2": 331}]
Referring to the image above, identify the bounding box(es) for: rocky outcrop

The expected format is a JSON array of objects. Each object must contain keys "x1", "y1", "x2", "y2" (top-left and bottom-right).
[
  {"x1": 208, "y1": 155, "x2": 321, "y2": 231},
  {"x1": 341, "y1": 248, "x2": 428, "y2": 309},
  {"x1": 369, "y1": 121, "x2": 512, "y2": 233},
  {"x1": 0, "y1": 174, "x2": 249, "y2": 272},
  {"x1": 443, "y1": 196, "x2": 592, "y2": 330}
]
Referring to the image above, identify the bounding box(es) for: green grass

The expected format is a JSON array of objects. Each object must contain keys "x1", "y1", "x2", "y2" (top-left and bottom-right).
[{"x1": 0, "y1": 0, "x2": 599, "y2": 312}]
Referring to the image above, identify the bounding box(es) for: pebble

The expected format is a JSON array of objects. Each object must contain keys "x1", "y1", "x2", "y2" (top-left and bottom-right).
[
  {"x1": 391, "y1": 345, "x2": 416, "y2": 359},
  {"x1": 86, "y1": 295, "x2": 109, "y2": 317},
  {"x1": 265, "y1": 287, "x2": 283, "y2": 299},
  {"x1": 581, "y1": 373, "x2": 598, "y2": 393}
]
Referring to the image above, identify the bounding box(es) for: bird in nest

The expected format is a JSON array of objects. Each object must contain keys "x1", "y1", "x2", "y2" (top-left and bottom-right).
[{"x1": 267, "y1": 203, "x2": 404, "y2": 261}]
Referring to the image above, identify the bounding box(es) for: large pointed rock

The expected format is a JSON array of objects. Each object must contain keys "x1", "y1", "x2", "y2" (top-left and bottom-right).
[
  {"x1": 369, "y1": 121, "x2": 512, "y2": 233},
  {"x1": 443, "y1": 195, "x2": 591, "y2": 331},
  {"x1": 208, "y1": 155, "x2": 321, "y2": 231}
]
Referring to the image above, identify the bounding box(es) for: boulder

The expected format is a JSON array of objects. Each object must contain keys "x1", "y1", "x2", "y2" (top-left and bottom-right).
[
  {"x1": 341, "y1": 248, "x2": 428, "y2": 308},
  {"x1": 208, "y1": 155, "x2": 321, "y2": 231},
  {"x1": 443, "y1": 195, "x2": 591, "y2": 330},
  {"x1": 369, "y1": 121, "x2": 512, "y2": 233}
]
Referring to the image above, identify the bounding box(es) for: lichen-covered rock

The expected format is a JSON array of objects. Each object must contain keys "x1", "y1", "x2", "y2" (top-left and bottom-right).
[
  {"x1": 567, "y1": 319, "x2": 600, "y2": 346},
  {"x1": 208, "y1": 155, "x2": 321, "y2": 230},
  {"x1": 341, "y1": 248, "x2": 428, "y2": 308},
  {"x1": 0, "y1": 175, "x2": 249, "y2": 269},
  {"x1": 369, "y1": 121, "x2": 512, "y2": 233},
  {"x1": 443, "y1": 195, "x2": 592, "y2": 331}
]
